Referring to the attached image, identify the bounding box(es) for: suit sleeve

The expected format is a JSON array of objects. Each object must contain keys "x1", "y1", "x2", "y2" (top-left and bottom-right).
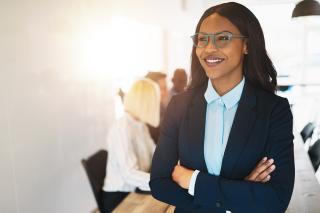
[
  {"x1": 149, "y1": 96, "x2": 200, "y2": 210},
  {"x1": 193, "y1": 98, "x2": 295, "y2": 212}
]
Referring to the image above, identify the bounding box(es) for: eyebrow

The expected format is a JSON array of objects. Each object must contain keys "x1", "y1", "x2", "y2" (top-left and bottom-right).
[{"x1": 198, "y1": 30, "x2": 233, "y2": 35}]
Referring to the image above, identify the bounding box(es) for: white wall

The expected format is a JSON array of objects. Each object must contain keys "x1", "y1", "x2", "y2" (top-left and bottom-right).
[
  {"x1": 0, "y1": 0, "x2": 117, "y2": 212},
  {"x1": 0, "y1": 0, "x2": 204, "y2": 212}
]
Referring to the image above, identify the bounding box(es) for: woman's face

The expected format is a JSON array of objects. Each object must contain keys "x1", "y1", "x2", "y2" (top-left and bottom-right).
[{"x1": 196, "y1": 13, "x2": 247, "y2": 83}]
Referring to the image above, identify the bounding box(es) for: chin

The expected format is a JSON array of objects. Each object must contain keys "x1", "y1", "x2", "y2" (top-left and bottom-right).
[{"x1": 204, "y1": 69, "x2": 224, "y2": 80}]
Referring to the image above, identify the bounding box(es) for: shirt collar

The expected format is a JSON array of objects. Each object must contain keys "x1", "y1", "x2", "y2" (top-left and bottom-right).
[{"x1": 204, "y1": 77, "x2": 245, "y2": 110}]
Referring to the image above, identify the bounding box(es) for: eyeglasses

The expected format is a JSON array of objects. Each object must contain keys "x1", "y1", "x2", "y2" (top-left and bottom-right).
[{"x1": 191, "y1": 31, "x2": 247, "y2": 48}]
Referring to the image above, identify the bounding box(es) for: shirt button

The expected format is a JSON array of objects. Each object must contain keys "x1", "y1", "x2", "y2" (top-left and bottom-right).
[{"x1": 216, "y1": 201, "x2": 221, "y2": 207}]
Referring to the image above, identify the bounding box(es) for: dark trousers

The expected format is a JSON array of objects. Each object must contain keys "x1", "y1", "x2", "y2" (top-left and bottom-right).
[{"x1": 102, "y1": 191, "x2": 129, "y2": 213}]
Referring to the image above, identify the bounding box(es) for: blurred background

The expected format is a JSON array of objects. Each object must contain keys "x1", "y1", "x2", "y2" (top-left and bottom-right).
[{"x1": 1, "y1": 0, "x2": 320, "y2": 212}]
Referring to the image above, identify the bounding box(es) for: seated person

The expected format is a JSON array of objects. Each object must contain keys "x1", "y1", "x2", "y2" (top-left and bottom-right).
[{"x1": 102, "y1": 78, "x2": 160, "y2": 213}]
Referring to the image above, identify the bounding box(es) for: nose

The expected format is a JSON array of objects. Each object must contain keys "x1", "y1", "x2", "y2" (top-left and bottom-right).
[{"x1": 204, "y1": 36, "x2": 218, "y2": 52}]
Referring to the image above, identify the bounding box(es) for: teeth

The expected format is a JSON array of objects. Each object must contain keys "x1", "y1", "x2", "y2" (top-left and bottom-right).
[{"x1": 205, "y1": 58, "x2": 224, "y2": 63}]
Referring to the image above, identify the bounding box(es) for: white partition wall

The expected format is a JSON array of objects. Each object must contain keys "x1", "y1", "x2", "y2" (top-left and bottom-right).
[{"x1": 0, "y1": 1, "x2": 116, "y2": 212}]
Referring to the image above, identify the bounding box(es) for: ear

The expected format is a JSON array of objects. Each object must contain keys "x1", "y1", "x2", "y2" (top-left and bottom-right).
[{"x1": 243, "y1": 41, "x2": 248, "y2": 54}]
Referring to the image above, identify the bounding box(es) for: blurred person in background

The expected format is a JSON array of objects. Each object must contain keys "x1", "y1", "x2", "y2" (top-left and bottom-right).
[
  {"x1": 102, "y1": 78, "x2": 160, "y2": 213},
  {"x1": 170, "y1": 68, "x2": 188, "y2": 97},
  {"x1": 145, "y1": 71, "x2": 170, "y2": 114},
  {"x1": 145, "y1": 71, "x2": 169, "y2": 143},
  {"x1": 168, "y1": 68, "x2": 188, "y2": 105}
]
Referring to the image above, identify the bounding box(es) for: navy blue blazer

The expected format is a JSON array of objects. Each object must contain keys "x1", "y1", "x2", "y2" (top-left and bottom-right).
[{"x1": 150, "y1": 81, "x2": 295, "y2": 213}]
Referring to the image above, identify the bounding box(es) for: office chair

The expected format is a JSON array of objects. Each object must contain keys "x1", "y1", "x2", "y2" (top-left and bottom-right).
[
  {"x1": 308, "y1": 139, "x2": 320, "y2": 171},
  {"x1": 300, "y1": 122, "x2": 316, "y2": 143},
  {"x1": 82, "y1": 150, "x2": 108, "y2": 213}
]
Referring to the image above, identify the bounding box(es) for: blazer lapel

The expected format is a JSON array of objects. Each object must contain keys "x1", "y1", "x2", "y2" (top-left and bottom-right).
[
  {"x1": 187, "y1": 85, "x2": 208, "y2": 172},
  {"x1": 220, "y1": 81, "x2": 257, "y2": 178}
]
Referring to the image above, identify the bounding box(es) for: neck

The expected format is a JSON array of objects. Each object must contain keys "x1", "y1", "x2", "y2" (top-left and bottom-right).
[{"x1": 210, "y1": 74, "x2": 243, "y2": 96}]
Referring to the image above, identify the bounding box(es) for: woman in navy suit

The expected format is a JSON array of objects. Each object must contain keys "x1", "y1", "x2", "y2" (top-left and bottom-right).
[{"x1": 150, "y1": 2, "x2": 294, "y2": 213}]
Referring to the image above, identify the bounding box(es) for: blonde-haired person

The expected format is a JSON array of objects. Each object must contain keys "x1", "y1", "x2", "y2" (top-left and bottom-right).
[{"x1": 102, "y1": 78, "x2": 160, "y2": 213}]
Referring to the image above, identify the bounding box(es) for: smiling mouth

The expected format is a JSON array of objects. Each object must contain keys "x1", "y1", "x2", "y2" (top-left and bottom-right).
[{"x1": 204, "y1": 56, "x2": 225, "y2": 67}]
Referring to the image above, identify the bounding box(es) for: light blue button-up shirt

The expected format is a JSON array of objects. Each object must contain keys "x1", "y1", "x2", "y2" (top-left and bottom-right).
[{"x1": 188, "y1": 78, "x2": 245, "y2": 196}]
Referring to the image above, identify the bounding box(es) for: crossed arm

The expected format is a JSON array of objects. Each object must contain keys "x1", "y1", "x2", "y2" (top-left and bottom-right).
[
  {"x1": 172, "y1": 156, "x2": 276, "y2": 190},
  {"x1": 150, "y1": 97, "x2": 294, "y2": 212}
]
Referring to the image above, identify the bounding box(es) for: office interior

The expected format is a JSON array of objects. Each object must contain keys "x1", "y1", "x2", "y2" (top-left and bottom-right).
[{"x1": 1, "y1": 0, "x2": 320, "y2": 212}]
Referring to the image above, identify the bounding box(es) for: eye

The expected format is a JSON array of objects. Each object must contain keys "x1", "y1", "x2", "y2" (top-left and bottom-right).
[
  {"x1": 217, "y1": 35, "x2": 231, "y2": 41},
  {"x1": 198, "y1": 36, "x2": 207, "y2": 42}
]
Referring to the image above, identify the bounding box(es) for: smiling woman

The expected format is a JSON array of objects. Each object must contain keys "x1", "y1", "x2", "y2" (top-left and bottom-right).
[
  {"x1": 150, "y1": 2, "x2": 295, "y2": 213},
  {"x1": 194, "y1": 13, "x2": 249, "y2": 96}
]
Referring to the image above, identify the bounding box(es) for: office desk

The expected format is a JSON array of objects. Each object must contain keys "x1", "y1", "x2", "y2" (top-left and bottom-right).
[
  {"x1": 113, "y1": 134, "x2": 320, "y2": 213},
  {"x1": 112, "y1": 192, "x2": 173, "y2": 213}
]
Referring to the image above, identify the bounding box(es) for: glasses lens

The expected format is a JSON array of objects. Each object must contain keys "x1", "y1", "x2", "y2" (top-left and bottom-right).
[
  {"x1": 192, "y1": 33, "x2": 208, "y2": 48},
  {"x1": 215, "y1": 32, "x2": 232, "y2": 48}
]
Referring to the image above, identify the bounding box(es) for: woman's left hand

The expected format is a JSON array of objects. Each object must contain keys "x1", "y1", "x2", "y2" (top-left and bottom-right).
[{"x1": 172, "y1": 163, "x2": 194, "y2": 189}]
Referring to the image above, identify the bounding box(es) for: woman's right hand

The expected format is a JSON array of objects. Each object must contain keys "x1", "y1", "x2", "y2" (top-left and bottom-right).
[{"x1": 244, "y1": 157, "x2": 276, "y2": 183}]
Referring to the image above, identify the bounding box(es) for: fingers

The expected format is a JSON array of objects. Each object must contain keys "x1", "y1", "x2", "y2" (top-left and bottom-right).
[
  {"x1": 255, "y1": 164, "x2": 276, "y2": 181},
  {"x1": 256, "y1": 157, "x2": 268, "y2": 168},
  {"x1": 245, "y1": 157, "x2": 266, "y2": 181},
  {"x1": 261, "y1": 175, "x2": 271, "y2": 183},
  {"x1": 255, "y1": 158, "x2": 274, "y2": 174},
  {"x1": 246, "y1": 157, "x2": 267, "y2": 180},
  {"x1": 245, "y1": 157, "x2": 276, "y2": 183},
  {"x1": 250, "y1": 158, "x2": 274, "y2": 180}
]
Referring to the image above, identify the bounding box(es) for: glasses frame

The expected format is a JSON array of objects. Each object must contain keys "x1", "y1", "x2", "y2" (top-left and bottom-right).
[{"x1": 191, "y1": 31, "x2": 248, "y2": 48}]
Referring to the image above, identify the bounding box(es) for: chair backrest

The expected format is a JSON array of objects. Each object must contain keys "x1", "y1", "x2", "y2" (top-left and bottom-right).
[
  {"x1": 308, "y1": 139, "x2": 320, "y2": 171},
  {"x1": 82, "y1": 150, "x2": 108, "y2": 212},
  {"x1": 300, "y1": 122, "x2": 316, "y2": 143}
]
